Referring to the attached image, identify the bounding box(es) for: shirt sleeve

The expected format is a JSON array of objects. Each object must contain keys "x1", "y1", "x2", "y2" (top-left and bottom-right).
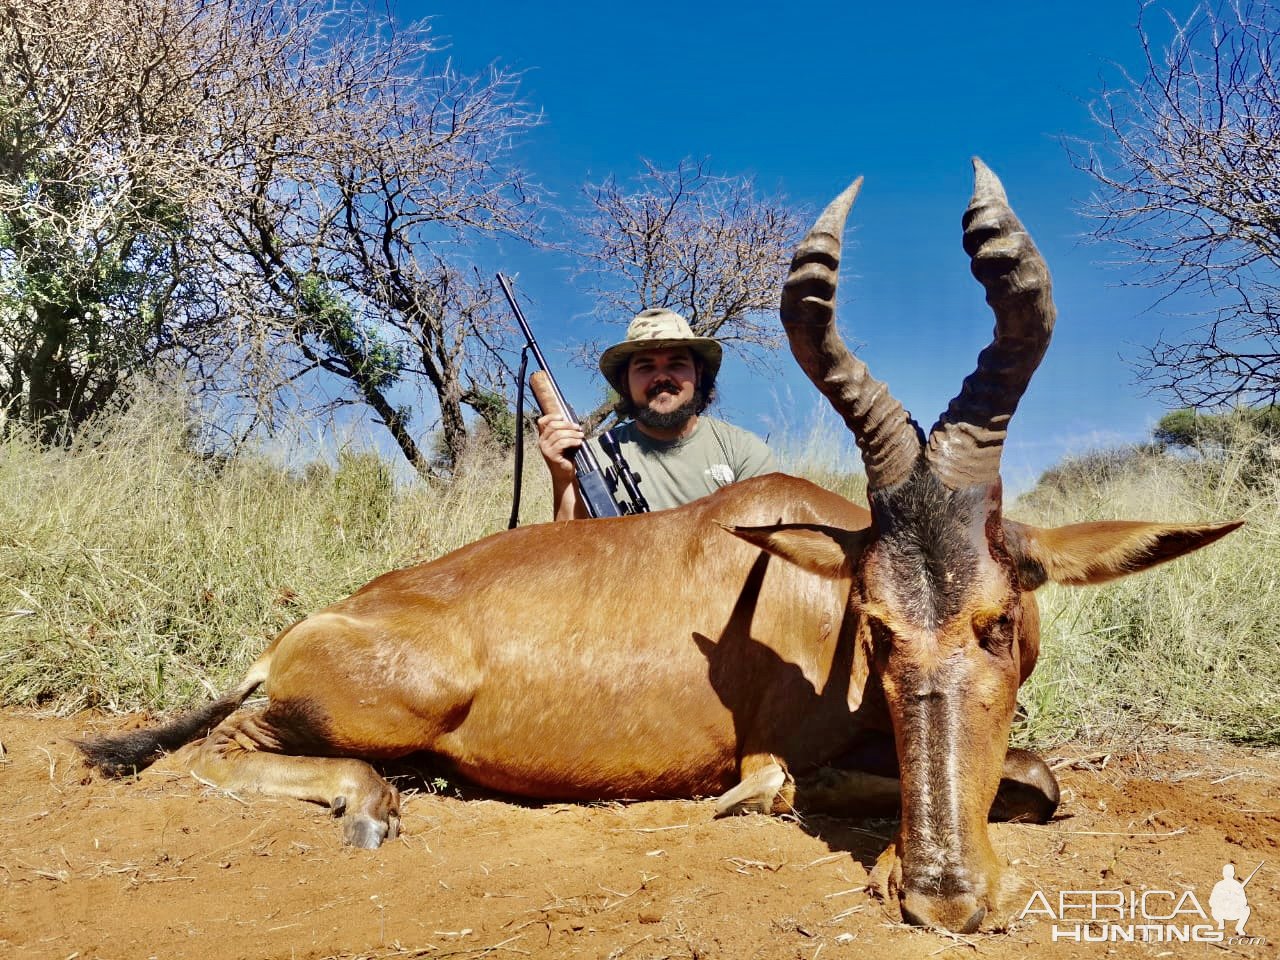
[{"x1": 729, "y1": 425, "x2": 777, "y2": 480}]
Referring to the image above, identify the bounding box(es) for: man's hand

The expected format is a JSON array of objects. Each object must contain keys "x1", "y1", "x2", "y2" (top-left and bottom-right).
[
  {"x1": 536, "y1": 414, "x2": 589, "y2": 520},
  {"x1": 536, "y1": 413, "x2": 585, "y2": 481}
]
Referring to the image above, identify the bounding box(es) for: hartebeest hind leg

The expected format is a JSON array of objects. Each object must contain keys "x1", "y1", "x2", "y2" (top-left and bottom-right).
[
  {"x1": 989, "y1": 748, "x2": 1060, "y2": 824},
  {"x1": 713, "y1": 756, "x2": 789, "y2": 817},
  {"x1": 189, "y1": 709, "x2": 401, "y2": 848}
]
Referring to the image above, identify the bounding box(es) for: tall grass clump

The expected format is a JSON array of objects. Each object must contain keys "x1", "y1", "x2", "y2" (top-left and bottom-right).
[
  {"x1": 1011, "y1": 425, "x2": 1280, "y2": 747},
  {"x1": 0, "y1": 386, "x2": 549, "y2": 713},
  {"x1": 775, "y1": 402, "x2": 868, "y2": 504}
]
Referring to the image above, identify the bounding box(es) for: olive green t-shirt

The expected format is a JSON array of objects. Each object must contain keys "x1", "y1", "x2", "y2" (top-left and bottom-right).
[{"x1": 587, "y1": 416, "x2": 776, "y2": 512}]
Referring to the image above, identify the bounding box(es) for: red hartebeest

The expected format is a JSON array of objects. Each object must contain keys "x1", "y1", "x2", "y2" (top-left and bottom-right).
[{"x1": 77, "y1": 159, "x2": 1240, "y2": 933}]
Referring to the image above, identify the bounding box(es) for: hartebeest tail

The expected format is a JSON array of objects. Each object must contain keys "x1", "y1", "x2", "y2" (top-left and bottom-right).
[
  {"x1": 76, "y1": 159, "x2": 1241, "y2": 935},
  {"x1": 75, "y1": 660, "x2": 269, "y2": 775}
]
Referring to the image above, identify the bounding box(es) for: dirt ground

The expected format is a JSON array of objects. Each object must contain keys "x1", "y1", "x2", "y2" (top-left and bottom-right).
[{"x1": 1, "y1": 710, "x2": 1276, "y2": 960}]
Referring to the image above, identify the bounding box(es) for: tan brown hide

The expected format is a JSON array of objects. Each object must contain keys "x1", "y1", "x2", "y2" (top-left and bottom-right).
[{"x1": 258, "y1": 475, "x2": 869, "y2": 802}]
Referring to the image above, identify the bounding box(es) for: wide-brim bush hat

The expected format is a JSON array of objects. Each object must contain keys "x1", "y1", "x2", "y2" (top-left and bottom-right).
[{"x1": 599, "y1": 308, "x2": 723, "y2": 395}]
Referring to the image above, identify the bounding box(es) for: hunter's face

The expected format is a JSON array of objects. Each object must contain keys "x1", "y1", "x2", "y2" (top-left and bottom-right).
[{"x1": 626, "y1": 347, "x2": 699, "y2": 418}]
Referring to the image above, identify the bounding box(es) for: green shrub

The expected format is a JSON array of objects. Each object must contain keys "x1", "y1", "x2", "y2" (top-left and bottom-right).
[{"x1": 1153, "y1": 406, "x2": 1280, "y2": 489}]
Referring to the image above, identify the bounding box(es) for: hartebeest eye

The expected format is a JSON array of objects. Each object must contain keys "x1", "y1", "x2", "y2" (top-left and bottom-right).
[
  {"x1": 863, "y1": 612, "x2": 896, "y2": 664},
  {"x1": 972, "y1": 608, "x2": 1015, "y2": 654}
]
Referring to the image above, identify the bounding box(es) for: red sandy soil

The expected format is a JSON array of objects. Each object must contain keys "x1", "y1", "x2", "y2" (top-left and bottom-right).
[{"x1": 1, "y1": 709, "x2": 1277, "y2": 960}]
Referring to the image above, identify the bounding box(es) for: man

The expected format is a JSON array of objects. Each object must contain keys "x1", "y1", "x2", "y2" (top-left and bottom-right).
[{"x1": 537, "y1": 308, "x2": 776, "y2": 521}]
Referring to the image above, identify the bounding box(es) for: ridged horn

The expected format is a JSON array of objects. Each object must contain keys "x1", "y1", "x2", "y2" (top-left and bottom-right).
[
  {"x1": 926, "y1": 158, "x2": 1057, "y2": 490},
  {"x1": 781, "y1": 178, "x2": 922, "y2": 491}
]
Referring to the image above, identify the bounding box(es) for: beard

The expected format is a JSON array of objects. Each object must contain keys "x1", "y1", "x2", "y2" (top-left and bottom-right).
[{"x1": 634, "y1": 387, "x2": 704, "y2": 431}]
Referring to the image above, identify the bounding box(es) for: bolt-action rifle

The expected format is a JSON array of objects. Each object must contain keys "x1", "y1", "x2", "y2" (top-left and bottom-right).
[{"x1": 497, "y1": 273, "x2": 648, "y2": 519}]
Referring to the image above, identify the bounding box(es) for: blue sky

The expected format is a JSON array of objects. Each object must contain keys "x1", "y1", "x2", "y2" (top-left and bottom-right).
[{"x1": 395, "y1": 0, "x2": 1199, "y2": 492}]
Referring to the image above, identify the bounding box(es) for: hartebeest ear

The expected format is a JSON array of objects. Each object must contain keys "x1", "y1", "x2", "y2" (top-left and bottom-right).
[
  {"x1": 1004, "y1": 518, "x2": 1243, "y2": 590},
  {"x1": 718, "y1": 522, "x2": 870, "y2": 579}
]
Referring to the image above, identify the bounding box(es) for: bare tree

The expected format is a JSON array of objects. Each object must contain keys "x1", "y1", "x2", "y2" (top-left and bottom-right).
[
  {"x1": 0, "y1": 0, "x2": 236, "y2": 442},
  {"x1": 215, "y1": 7, "x2": 539, "y2": 471},
  {"x1": 1075, "y1": 0, "x2": 1280, "y2": 407},
  {"x1": 0, "y1": 0, "x2": 538, "y2": 470},
  {"x1": 573, "y1": 158, "x2": 806, "y2": 373}
]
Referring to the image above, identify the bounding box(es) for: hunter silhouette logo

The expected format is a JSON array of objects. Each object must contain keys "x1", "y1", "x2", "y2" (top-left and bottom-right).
[
  {"x1": 1018, "y1": 859, "x2": 1266, "y2": 945},
  {"x1": 1210, "y1": 861, "x2": 1262, "y2": 936}
]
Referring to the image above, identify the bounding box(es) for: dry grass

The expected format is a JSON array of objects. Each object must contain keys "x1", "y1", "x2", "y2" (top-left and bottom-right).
[
  {"x1": 1010, "y1": 428, "x2": 1280, "y2": 747},
  {"x1": 1, "y1": 390, "x2": 1275, "y2": 747},
  {"x1": 0, "y1": 387, "x2": 552, "y2": 712}
]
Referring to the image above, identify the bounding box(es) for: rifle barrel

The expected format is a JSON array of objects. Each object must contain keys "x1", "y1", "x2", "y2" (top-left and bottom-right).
[{"x1": 497, "y1": 272, "x2": 577, "y2": 423}]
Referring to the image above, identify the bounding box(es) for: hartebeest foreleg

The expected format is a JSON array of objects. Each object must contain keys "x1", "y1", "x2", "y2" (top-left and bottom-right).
[
  {"x1": 788, "y1": 751, "x2": 1058, "y2": 822},
  {"x1": 715, "y1": 745, "x2": 1059, "y2": 823},
  {"x1": 190, "y1": 710, "x2": 401, "y2": 849}
]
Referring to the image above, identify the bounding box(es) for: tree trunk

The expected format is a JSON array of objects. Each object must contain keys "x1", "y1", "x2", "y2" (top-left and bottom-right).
[
  {"x1": 438, "y1": 377, "x2": 469, "y2": 470},
  {"x1": 25, "y1": 306, "x2": 70, "y2": 444}
]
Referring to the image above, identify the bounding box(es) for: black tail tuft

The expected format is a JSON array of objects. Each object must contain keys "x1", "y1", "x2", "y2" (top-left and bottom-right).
[{"x1": 75, "y1": 686, "x2": 252, "y2": 777}]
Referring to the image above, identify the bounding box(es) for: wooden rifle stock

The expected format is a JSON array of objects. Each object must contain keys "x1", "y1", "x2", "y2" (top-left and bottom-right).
[
  {"x1": 529, "y1": 371, "x2": 650, "y2": 517},
  {"x1": 529, "y1": 371, "x2": 564, "y2": 421}
]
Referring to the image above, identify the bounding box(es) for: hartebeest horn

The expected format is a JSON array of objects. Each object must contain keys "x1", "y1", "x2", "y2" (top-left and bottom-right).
[
  {"x1": 781, "y1": 178, "x2": 922, "y2": 491},
  {"x1": 925, "y1": 158, "x2": 1057, "y2": 490}
]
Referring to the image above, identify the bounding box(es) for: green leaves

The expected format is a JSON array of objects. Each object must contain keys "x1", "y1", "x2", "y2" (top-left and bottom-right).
[{"x1": 296, "y1": 273, "x2": 403, "y2": 393}]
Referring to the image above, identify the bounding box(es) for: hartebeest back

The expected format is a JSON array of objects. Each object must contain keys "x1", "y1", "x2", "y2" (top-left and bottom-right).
[{"x1": 77, "y1": 159, "x2": 1240, "y2": 934}]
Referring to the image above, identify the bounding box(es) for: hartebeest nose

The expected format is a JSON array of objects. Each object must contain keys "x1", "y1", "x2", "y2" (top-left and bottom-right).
[{"x1": 899, "y1": 890, "x2": 986, "y2": 934}]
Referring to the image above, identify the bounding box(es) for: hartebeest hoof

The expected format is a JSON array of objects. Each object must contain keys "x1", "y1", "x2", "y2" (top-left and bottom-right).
[
  {"x1": 330, "y1": 786, "x2": 400, "y2": 848},
  {"x1": 990, "y1": 748, "x2": 1060, "y2": 824},
  {"x1": 343, "y1": 813, "x2": 398, "y2": 849},
  {"x1": 867, "y1": 842, "x2": 903, "y2": 902},
  {"x1": 713, "y1": 762, "x2": 787, "y2": 817}
]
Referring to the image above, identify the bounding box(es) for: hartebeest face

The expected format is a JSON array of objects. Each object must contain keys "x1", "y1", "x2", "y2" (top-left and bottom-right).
[
  {"x1": 735, "y1": 469, "x2": 1031, "y2": 930},
  {"x1": 768, "y1": 160, "x2": 1062, "y2": 931},
  {"x1": 861, "y1": 473, "x2": 1024, "y2": 931}
]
